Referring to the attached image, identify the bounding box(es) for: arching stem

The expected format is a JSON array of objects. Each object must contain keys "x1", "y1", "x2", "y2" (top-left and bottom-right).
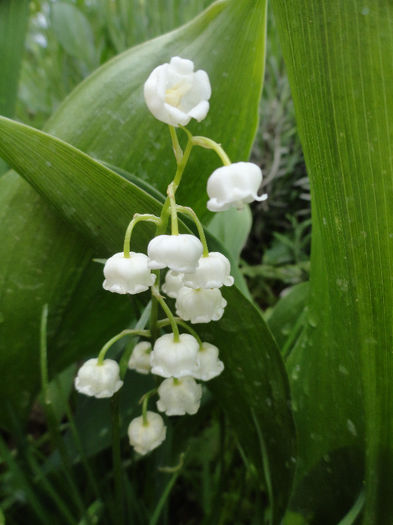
[{"x1": 97, "y1": 329, "x2": 151, "y2": 365}]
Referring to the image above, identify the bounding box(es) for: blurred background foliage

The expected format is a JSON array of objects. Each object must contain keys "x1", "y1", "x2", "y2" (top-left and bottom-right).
[{"x1": 1, "y1": 1, "x2": 309, "y2": 523}]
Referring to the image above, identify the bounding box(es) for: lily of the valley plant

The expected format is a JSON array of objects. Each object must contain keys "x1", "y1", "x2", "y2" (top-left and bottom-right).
[{"x1": 74, "y1": 56, "x2": 266, "y2": 455}]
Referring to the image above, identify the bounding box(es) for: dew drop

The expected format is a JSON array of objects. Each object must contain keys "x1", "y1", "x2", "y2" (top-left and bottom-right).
[{"x1": 346, "y1": 419, "x2": 357, "y2": 436}]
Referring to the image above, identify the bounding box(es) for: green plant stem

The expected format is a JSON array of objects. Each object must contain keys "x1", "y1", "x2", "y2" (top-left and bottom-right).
[
  {"x1": 176, "y1": 204, "x2": 209, "y2": 256},
  {"x1": 149, "y1": 282, "x2": 160, "y2": 346},
  {"x1": 40, "y1": 305, "x2": 92, "y2": 524},
  {"x1": 157, "y1": 317, "x2": 202, "y2": 347},
  {"x1": 151, "y1": 288, "x2": 179, "y2": 342},
  {"x1": 189, "y1": 134, "x2": 231, "y2": 166},
  {"x1": 140, "y1": 388, "x2": 158, "y2": 425},
  {"x1": 97, "y1": 329, "x2": 151, "y2": 364},
  {"x1": 149, "y1": 455, "x2": 185, "y2": 525},
  {"x1": 167, "y1": 182, "x2": 179, "y2": 235},
  {"x1": 123, "y1": 213, "x2": 160, "y2": 257},
  {"x1": 40, "y1": 304, "x2": 49, "y2": 402},
  {"x1": 149, "y1": 127, "x2": 193, "y2": 345},
  {"x1": 169, "y1": 125, "x2": 183, "y2": 164},
  {"x1": 111, "y1": 393, "x2": 124, "y2": 525},
  {"x1": 170, "y1": 126, "x2": 194, "y2": 192}
]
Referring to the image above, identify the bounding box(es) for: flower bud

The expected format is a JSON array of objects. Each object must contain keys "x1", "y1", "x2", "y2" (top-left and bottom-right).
[
  {"x1": 193, "y1": 342, "x2": 224, "y2": 381},
  {"x1": 183, "y1": 252, "x2": 234, "y2": 289},
  {"x1": 206, "y1": 162, "x2": 267, "y2": 212},
  {"x1": 148, "y1": 234, "x2": 203, "y2": 273},
  {"x1": 75, "y1": 358, "x2": 123, "y2": 398},
  {"x1": 128, "y1": 341, "x2": 152, "y2": 375},
  {"x1": 128, "y1": 411, "x2": 166, "y2": 455},
  {"x1": 162, "y1": 270, "x2": 184, "y2": 298},
  {"x1": 144, "y1": 56, "x2": 211, "y2": 127},
  {"x1": 157, "y1": 377, "x2": 202, "y2": 416},
  {"x1": 150, "y1": 333, "x2": 199, "y2": 378},
  {"x1": 103, "y1": 252, "x2": 156, "y2": 294},
  {"x1": 175, "y1": 287, "x2": 227, "y2": 324}
]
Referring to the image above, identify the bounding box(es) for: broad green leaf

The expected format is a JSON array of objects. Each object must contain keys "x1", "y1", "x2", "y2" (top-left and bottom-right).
[
  {"x1": 0, "y1": 116, "x2": 245, "y2": 290},
  {"x1": 0, "y1": 115, "x2": 295, "y2": 524},
  {"x1": 47, "y1": 0, "x2": 267, "y2": 220},
  {"x1": 0, "y1": 0, "x2": 268, "y2": 423},
  {"x1": 272, "y1": 1, "x2": 393, "y2": 522}
]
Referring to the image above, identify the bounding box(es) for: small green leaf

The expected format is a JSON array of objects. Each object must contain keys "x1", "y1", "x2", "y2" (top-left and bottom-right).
[{"x1": 208, "y1": 206, "x2": 252, "y2": 263}]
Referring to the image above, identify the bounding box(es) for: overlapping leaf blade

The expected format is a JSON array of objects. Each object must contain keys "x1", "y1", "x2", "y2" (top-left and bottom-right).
[
  {"x1": 272, "y1": 1, "x2": 393, "y2": 522},
  {"x1": 0, "y1": 0, "x2": 267, "y2": 422}
]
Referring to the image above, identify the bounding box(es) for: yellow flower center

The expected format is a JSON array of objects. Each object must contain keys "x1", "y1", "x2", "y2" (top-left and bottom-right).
[{"x1": 165, "y1": 81, "x2": 191, "y2": 107}]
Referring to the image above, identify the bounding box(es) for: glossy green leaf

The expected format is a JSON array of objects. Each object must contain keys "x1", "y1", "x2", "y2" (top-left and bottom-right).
[
  {"x1": 272, "y1": 1, "x2": 393, "y2": 522},
  {"x1": 0, "y1": 114, "x2": 295, "y2": 523},
  {"x1": 0, "y1": 0, "x2": 268, "y2": 423},
  {"x1": 0, "y1": 116, "x2": 245, "y2": 290},
  {"x1": 47, "y1": 0, "x2": 267, "y2": 220}
]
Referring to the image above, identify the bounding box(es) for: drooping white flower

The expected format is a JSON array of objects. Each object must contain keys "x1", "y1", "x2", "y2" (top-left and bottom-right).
[
  {"x1": 162, "y1": 270, "x2": 184, "y2": 298},
  {"x1": 193, "y1": 342, "x2": 224, "y2": 381},
  {"x1": 183, "y1": 252, "x2": 234, "y2": 289},
  {"x1": 144, "y1": 56, "x2": 211, "y2": 127},
  {"x1": 103, "y1": 252, "x2": 156, "y2": 294},
  {"x1": 75, "y1": 358, "x2": 123, "y2": 398},
  {"x1": 128, "y1": 411, "x2": 166, "y2": 455},
  {"x1": 128, "y1": 341, "x2": 152, "y2": 375},
  {"x1": 147, "y1": 234, "x2": 203, "y2": 273},
  {"x1": 157, "y1": 376, "x2": 202, "y2": 416},
  {"x1": 206, "y1": 162, "x2": 267, "y2": 212},
  {"x1": 150, "y1": 333, "x2": 200, "y2": 378},
  {"x1": 175, "y1": 287, "x2": 227, "y2": 324}
]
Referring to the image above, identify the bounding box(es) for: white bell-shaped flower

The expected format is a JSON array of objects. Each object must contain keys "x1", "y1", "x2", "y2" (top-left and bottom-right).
[
  {"x1": 128, "y1": 341, "x2": 152, "y2": 375},
  {"x1": 176, "y1": 287, "x2": 227, "y2": 324},
  {"x1": 207, "y1": 162, "x2": 267, "y2": 212},
  {"x1": 157, "y1": 376, "x2": 202, "y2": 416},
  {"x1": 162, "y1": 270, "x2": 184, "y2": 298},
  {"x1": 128, "y1": 411, "x2": 166, "y2": 455},
  {"x1": 144, "y1": 56, "x2": 211, "y2": 127},
  {"x1": 75, "y1": 358, "x2": 123, "y2": 398},
  {"x1": 183, "y1": 252, "x2": 234, "y2": 289},
  {"x1": 103, "y1": 252, "x2": 156, "y2": 294},
  {"x1": 150, "y1": 333, "x2": 199, "y2": 378},
  {"x1": 148, "y1": 234, "x2": 203, "y2": 273},
  {"x1": 193, "y1": 342, "x2": 224, "y2": 381}
]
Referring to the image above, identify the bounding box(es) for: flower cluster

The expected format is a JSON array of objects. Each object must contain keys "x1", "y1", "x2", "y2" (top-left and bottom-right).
[{"x1": 74, "y1": 57, "x2": 267, "y2": 456}]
